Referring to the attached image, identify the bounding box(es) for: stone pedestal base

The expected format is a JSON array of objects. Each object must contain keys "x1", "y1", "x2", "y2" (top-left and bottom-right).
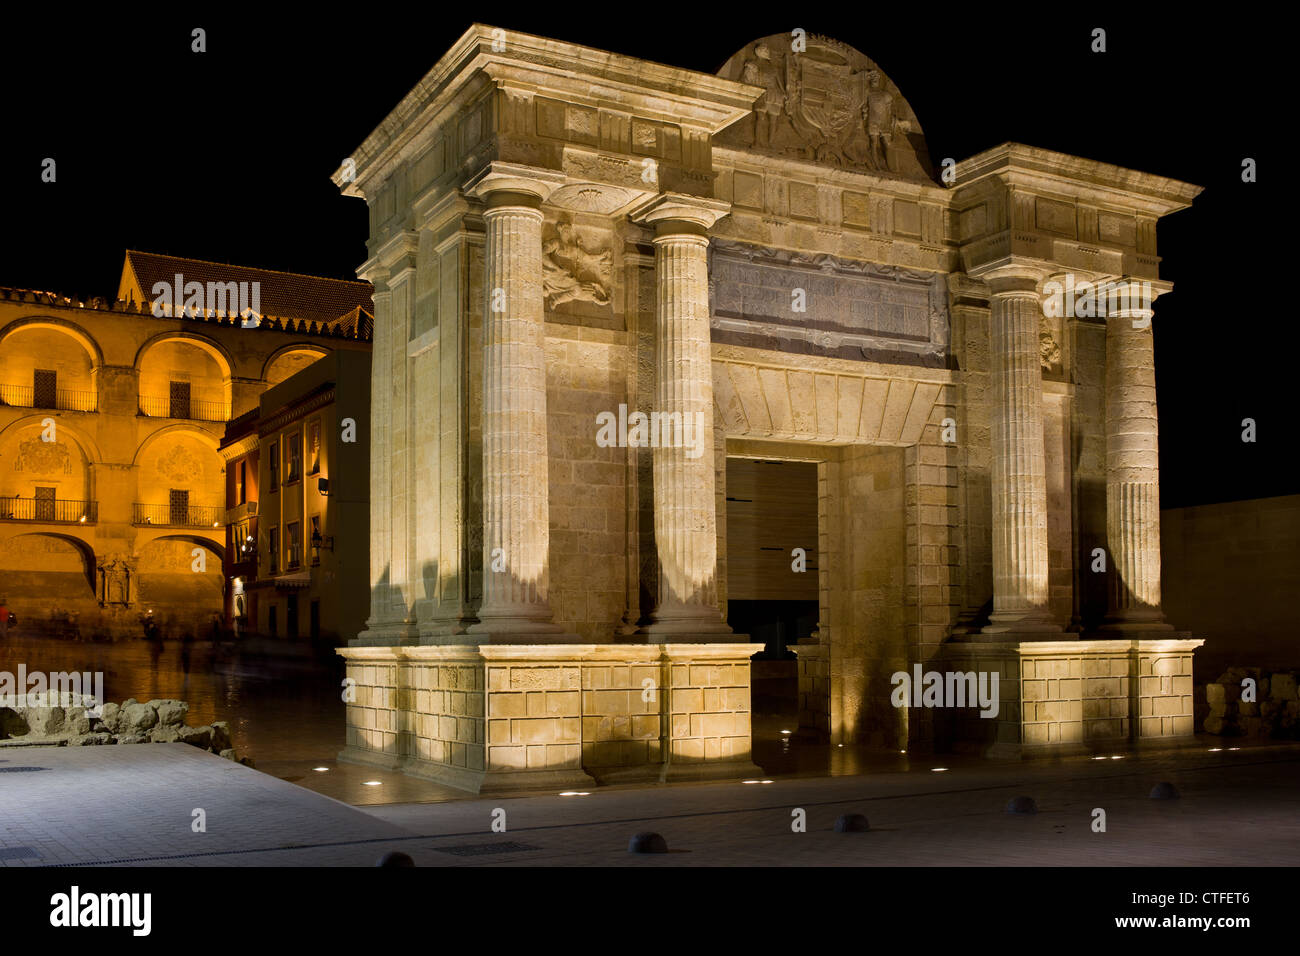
[
  {"x1": 337, "y1": 640, "x2": 764, "y2": 794},
  {"x1": 940, "y1": 636, "x2": 1204, "y2": 757}
]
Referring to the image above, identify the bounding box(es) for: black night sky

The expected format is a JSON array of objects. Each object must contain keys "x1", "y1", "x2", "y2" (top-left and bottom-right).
[{"x1": 0, "y1": 7, "x2": 1285, "y2": 509}]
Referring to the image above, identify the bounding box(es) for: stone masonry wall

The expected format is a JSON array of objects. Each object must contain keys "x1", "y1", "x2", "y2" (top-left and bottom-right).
[{"x1": 545, "y1": 329, "x2": 631, "y2": 640}]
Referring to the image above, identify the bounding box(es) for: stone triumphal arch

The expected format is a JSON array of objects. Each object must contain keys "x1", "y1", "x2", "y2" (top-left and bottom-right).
[{"x1": 335, "y1": 26, "x2": 1202, "y2": 792}]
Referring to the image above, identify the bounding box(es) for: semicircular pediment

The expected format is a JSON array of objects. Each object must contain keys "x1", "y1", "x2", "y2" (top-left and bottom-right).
[{"x1": 717, "y1": 34, "x2": 933, "y2": 181}]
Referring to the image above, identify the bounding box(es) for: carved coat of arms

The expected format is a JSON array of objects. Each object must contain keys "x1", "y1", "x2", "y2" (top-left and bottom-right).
[
  {"x1": 718, "y1": 34, "x2": 932, "y2": 179},
  {"x1": 785, "y1": 56, "x2": 865, "y2": 164}
]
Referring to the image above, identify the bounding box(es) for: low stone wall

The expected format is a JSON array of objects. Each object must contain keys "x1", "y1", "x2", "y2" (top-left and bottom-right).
[
  {"x1": 0, "y1": 695, "x2": 243, "y2": 761},
  {"x1": 942, "y1": 637, "x2": 1202, "y2": 756},
  {"x1": 1203, "y1": 668, "x2": 1300, "y2": 738}
]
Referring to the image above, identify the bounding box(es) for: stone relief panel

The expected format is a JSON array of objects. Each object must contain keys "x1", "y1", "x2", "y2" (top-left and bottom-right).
[
  {"x1": 541, "y1": 214, "x2": 621, "y2": 330},
  {"x1": 156, "y1": 444, "x2": 200, "y2": 483},
  {"x1": 708, "y1": 239, "x2": 950, "y2": 366},
  {"x1": 1040, "y1": 314, "x2": 1062, "y2": 374},
  {"x1": 543, "y1": 216, "x2": 611, "y2": 308},
  {"x1": 716, "y1": 34, "x2": 933, "y2": 180},
  {"x1": 14, "y1": 438, "x2": 72, "y2": 475}
]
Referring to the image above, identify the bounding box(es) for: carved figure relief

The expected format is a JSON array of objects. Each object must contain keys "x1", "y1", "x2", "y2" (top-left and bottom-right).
[
  {"x1": 1040, "y1": 316, "x2": 1062, "y2": 372},
  {"x1": 542, "y1": 216, "x2": 612, "y2": 309},
  {"x1": 719, "y1": 35, "x2": 932, "y2": 180}
]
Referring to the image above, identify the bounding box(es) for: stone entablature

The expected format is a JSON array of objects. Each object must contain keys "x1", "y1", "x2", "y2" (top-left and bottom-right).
[{"x1": 334, "y1": 24, "x2": 1204, "y2": 787}]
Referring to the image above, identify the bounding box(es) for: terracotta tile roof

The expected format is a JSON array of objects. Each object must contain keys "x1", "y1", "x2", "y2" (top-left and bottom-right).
[
  {"x1": 123, "y1": 250, "x2": 373, "y2": 326},
  {"x1": 332, "y1": 305, "x2": 375, "y2": 339}
]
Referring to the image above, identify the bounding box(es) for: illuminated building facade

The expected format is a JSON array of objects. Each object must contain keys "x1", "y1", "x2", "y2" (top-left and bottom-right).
[
  {"x1": 334, "y1": 26, "x2": 1204, "y2": 791},
  {"x1": 219, "y1": 349, "x2": 371, "y2": 647},
  {"x1": 0, "y1": 251, "x2": 371, "y2": 639}
]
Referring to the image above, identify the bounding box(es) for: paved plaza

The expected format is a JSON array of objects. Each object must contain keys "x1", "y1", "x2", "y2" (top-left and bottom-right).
[{"x1": 1, "y1": 741, "x2": 1296, "y2": 867}]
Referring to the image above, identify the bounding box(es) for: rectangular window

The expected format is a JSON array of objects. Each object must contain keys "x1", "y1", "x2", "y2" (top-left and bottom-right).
[
  {"x1": 268, "y1": 527, "x2": 279, "y2": 575},
  {"x1": 33, "y1": 369, "x2": 57, "y2": 408},
  {"x1": 236, "y1": 461, "x2": 246, "y2": 505},
  {"x1": 286, "y1": 433, "x2": 302, "y2": 484},
  {"x1": 308, "y1": 419, "x2": 321, "y2": 475},
  {"x1": 268, "y1": 442, "x2": 279, "y2": 493},
  {"x1": 169, "y1": 488, "x2": 189, "y2": 526},
  {"x1": 35, "y1": 486, "x2": 56, "y2": 521},
  {"x1": 310, "y1": 514, "x2": 321, "y2": 566},
  {"x1": 169, "y1": 380, "x2": 191, "y2": 420},
  {"x1": 286, "y1": 521, "x2": 301, "y2": 570}
]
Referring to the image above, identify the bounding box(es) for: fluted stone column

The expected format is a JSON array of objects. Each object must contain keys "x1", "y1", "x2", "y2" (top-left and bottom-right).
[
  {"x1": 466, "y1": 166, "x2": 565, "y2": 637},
  {"x1": 983, "y1": 269, "x2": 1059, "y2": 634},
  {"x1": 1103, "y1": 280, "x2": 1171, "y2": 629},
  {"x1": 632, "y1": 195, "x2": 732, "y2": 636}
]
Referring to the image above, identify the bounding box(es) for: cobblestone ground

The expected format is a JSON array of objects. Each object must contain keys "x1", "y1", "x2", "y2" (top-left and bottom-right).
[{"x1": 1, "y1": 742, "x2": 1295, "y2": 867}]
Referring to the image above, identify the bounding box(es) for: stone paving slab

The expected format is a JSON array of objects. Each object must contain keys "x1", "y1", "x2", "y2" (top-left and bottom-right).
[
  {"x1": 0, "y1": 745, "x2": 411, "y2": 867},
  {"x1": 1, "y1": 743, "x2": 1297, "y2": 866}
]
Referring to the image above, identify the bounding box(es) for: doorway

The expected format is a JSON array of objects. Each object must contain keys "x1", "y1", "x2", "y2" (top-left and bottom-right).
[{"x1": 725, "y1": 457, "x2": 819, "y2": 734}]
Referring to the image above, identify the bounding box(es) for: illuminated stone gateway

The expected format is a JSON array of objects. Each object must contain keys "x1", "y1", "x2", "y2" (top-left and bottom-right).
[{"x1": 335, "y1": 25, "x2": 1202, "y2": 792}]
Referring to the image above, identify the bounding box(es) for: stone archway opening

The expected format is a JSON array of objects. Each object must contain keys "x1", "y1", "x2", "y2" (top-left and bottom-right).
[
  {"x1": 263, "y1": 346, "x2": 328, "y2": 387},
  {"x1": 135, "y1": 535, "x2": 224, "y2": 640},
  {"x1": 0, "y1": 324, "x2": 98, "y2": 412},
  {"x1": 0, "y1": 532, "x2": 97, "y2": 637},
  {"x1": 137, "y1": 337, "x2": 232, "y2": 422}
]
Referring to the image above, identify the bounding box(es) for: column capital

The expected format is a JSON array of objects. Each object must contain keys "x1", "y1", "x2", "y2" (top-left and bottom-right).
[
  {"x1": 628, "y1": 193, "x2": 731, "y2": 235},
  {"x1": 464, "y1": 161, "x2": 566, "y2": 205},
  {"x1": 967, "y1": 257, "x2": 1051, "y2": 294},
  {"x1": 1096, "y1": 275, "x2": 1174, "y2": 320}
]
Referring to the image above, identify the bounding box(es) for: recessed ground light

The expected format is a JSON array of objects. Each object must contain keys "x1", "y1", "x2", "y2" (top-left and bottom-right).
[
  {"x1": 837, "y1": 744, "x2": 843, "y2": 748},
  {"x1": 1092, "y1": 756, "x2": 1107, "y2": 761},
  {"x1": 313, "y1": 767, "x2": 330, "y2": 772},
  {"x1": 1110, "y1": 755, "x2": 1124, "y2": 760},
  {"x1": 1228, "y1": 747, "x2": 1240, "y2": 751},
  {"x1": 899, "y1": 750, "x2": 906, "y2": 754},
  {"x1": 559, "y1": 791, "x2": 589, "y2": 796},
  {"x1": 780, "y1": 730, "x2": 792, "y2": 735},
  {"x1": 1208, "y1": 748, "x2": 1222, "y2": 753},
  {"x1": 760, "y1": 779, "x2": 774, "y2": 784},
  {"x1": 742, "y1": 779, "x2": 760, "y2": 784},
  {"x1": 931, "y1": 767, "x2": 948, "y2": 772},
  {"x1": 362, "y1": 780, "x2": 382, "y2": 786}
]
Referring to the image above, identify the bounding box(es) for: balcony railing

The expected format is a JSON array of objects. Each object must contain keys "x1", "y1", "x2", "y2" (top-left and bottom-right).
[
  {"x1": 132, "y1": 502, "x2": 225, "y2": 528},
  {"x1": 0, "y1": 384, "x2": 97, "y2": 412},
  {"x1": 138, "y1": 395, "x2": 230, "y2": 423},
  {"x1": 0, "y1": 497, "x2": 98, "y2": 523},
  {"x1": 224, "y1": 501, "x2": 259, "y2": 525}
]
